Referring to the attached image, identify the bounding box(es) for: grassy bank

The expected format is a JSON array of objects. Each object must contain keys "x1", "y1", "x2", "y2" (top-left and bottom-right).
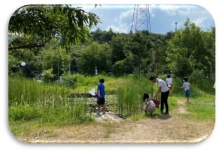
[{"x1": 9, "y1": 74, "x2": 215, "y2": 137}]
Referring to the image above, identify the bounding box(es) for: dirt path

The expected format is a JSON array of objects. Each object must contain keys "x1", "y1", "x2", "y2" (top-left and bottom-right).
[{"x1": 19, "y1": 99, "x2": 215, "y2": 144}]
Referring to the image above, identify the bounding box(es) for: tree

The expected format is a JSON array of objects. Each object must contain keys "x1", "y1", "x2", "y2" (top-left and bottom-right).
[
  {"x1": 77, "y1": 42, "x2": 112, "y2": 75},
  {"x1": 39, "y1": 41, "x2": 71, "y2": 79},
  {"x1": 123, "y1": 31, "x2": 152, "y2": 74},
  {"x1": 110, "y1": 34, "x2": 126, "y2": 64},
  {"x1": 165, "y1": 18, "x2": 215, "y2": 77},
  {"x1": 8, "y1": 4, "x2": 100, "y2": 51},
  {"x1": 8, "y1": 48, "x2": 43, "y2": 77},
  {"x1": 201, "y1": 27, "x2": 215, "y2": 76}
]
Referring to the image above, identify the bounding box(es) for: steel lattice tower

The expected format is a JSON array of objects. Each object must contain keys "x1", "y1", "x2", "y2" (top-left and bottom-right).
[{"x1": 131, "y1": 4, "x2": 151, "y2": 32}]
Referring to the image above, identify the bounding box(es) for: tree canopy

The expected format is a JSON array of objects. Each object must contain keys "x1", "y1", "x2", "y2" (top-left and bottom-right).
[
  {"x1": 165, "y1": 18, "x2": 215, "y2": 77},
  {"x1": 8, "y1": 6, "x2": 215, "y2": 82},
  {"x1": 8, "y1": 4, "x2": 100, "y2": 50}
]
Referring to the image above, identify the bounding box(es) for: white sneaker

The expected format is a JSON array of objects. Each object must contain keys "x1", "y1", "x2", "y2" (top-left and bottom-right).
[{"x1": 96, "y1": 111, "x2": 101, "y2": 116}]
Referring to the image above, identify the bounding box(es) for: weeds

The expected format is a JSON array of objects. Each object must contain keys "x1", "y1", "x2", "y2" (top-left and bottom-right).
[
  {"x1": 9, "y1": 76, "x2": 92, "y2": 126},
  {"x1": 9, "y1": 73, "x2": 215, "y2": 137},
  {"x1": 115, "y1": 75, "x2": 153, "y2": 117}
]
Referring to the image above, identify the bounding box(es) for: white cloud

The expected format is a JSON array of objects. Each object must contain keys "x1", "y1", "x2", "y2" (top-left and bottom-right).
[
  {"x1": 152, "y1": 4, "x2": 195, "y2": 17},
  {"x1": 105, "y1": 24, "x2": 130, "y2": 33},
  {"x1": 159, "y1": 4, "x2": 179, "y2": 11},
  {"x1": 91, "y1": 4, "x2": 214, "y2": 34},
  {"x1": 119, "y1": 9, "x2": 133, "y2": 21},
  {"x1": 192, "y1": 17, "x2": 207, "y2": 27},
  {"x1": 161, "y1": 5, "x2": 186, "y2": 16}
]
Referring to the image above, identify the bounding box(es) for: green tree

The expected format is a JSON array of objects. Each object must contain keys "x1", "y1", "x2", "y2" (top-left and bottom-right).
[
  {"x1": 201, "y1": 27, "x2": 215, "y2": 76},
  {"x1": 110, "y1": 34, "x2": 126, "y2": 64},
  {"x1": 40, "y1": 42, "x2": 71, "y2": 79},
  {"x1": 165, "y1": 18, "x2": 214, "y2": 77},
  {"x1": 123, "y1": 31, "x2": 152, "y2": 74},
  {"x1": 8, "y1": 48, "x2": 43, "y2": 77},
  {"x1": 8, "y1": 4, "x2": 100, "y2": 51},
  {"x1": 77, "y1": 42, "x2": 112, "y2": 75}
]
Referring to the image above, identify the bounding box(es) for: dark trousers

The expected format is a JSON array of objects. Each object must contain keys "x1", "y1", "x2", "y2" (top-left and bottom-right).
[{"x1": 161, "y1": 90, "x2": 169, "y2": 114}]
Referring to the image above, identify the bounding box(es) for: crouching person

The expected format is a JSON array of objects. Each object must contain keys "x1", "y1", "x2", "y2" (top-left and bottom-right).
[{"x1": 143, "y1": 93, "x2": 156, "y2": 117}]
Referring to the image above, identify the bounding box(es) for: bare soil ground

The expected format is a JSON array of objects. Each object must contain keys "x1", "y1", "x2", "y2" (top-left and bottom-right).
[{"x1": 19, "y1": 99, "x2": 215, "y2": 144}]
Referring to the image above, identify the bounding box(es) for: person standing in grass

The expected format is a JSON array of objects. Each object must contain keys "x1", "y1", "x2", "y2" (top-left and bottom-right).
[
  {"x1": 150, "y1": 76, "x2": 170, "y2": 115},
  {"x1": 166, "y1": 74, "x2": 173, "y2": 93},
  {"x1": 181, "y1": 77, "x2": 190, "y2": 103},
  {"x1": 96, "y1": 78, "x2": 106, "y2": 116}
]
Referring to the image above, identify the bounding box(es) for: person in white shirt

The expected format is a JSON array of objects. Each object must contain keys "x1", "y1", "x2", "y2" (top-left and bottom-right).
[
  {"x1": 150, "y1": 76, "x2": 170, "y2": 115},
  {"x1": 181, "y1": 77, "x2": 190, "y2": 103},
  {"x1": 143, "y1": 93, "x2": 156, "y2": 117},
  {"x1": 166, "y1": 74, "x2": 173, "y2": 93}
]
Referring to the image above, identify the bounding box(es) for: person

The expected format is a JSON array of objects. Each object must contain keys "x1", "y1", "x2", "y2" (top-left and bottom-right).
[
  {"x1": 166, "y1": 74, "x2": 173, "y2": 93},
  {"x1": 96, "y1": 78, "x2": 106, "y2": 116},
  {"x1": 150, "y1": 76, "x2": 170, "y2": 115},
  {"x1": 143, "y1": 93, "x2": 156, "y2": 117},
  {"x1": 181, "y1": 77, "x2": 190, "y2": 103}
]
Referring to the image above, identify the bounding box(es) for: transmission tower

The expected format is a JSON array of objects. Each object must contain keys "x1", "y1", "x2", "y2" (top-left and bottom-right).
[
  {"x1": 131, "y1": 5, "x2": 154, "y2": 74},
  {"x1": 131, "y1": 4, "x2": 151, "y2": 32},
  {"x1": 175, "y1": 22, "x2": 178, "y2": 32}
]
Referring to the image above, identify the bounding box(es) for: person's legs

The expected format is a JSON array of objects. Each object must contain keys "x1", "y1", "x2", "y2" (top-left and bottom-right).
[
  {"x1": 100, "y1": 98, "x2": 106, "y2": 114},
  {"x1": 103, "y1": 98, "x2": 106, "y2": 111},
  {"x1": 148, "y1": 106, "x2": 156, "y2": 117},
  {"x1": 164, "y1": 91, "x2": 169, "y2": 114},
  {"x1": 97, "y1": 105, "x2": 101, "y2": 116},
  {"x1": 160, "y1": 93, "x2": 164, "y2": 114},
  {"x1": 102, "y1": 105, "x2": 106, "y2": 114},
  {"x1": 161, "y1": 91, "x2": 169, "y2": 114},
  {"x1": 97, "y1": 97, "x2": 101, "y2": 116},
  {"x1": 185, "y1": 90, "x2": 190, "y2": 103},
  {"x1": 97, "y1": 105, "x2": 101, "y2": 111}
]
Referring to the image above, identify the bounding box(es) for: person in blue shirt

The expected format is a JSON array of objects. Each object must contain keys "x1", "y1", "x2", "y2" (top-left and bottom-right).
[{"x1": 96, "y1": 78, "x2": 106, "y2": 116}]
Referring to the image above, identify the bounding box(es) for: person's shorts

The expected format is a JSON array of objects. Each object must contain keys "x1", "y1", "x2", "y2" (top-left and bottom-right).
[
  {"x1": 185, "y1": 90, "x2": 190, "y2": 97},
  {"x1": 97, "y1": 97, "x2": 105, "y2": 105}
]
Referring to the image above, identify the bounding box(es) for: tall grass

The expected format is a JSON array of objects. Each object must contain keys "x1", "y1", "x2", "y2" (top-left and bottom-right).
[
  {"x1": 115, "y1": 75, "x2": 154, "y2": 117},
  {"x1": 9, "y1": 76, "x2": 92, "y2": 125},
  {"x1": 189, "y1": 70, "x2": 215, "y2": 95},
  {"x1": 9, "y1": 73, "x2": 215, "y2": 124}
]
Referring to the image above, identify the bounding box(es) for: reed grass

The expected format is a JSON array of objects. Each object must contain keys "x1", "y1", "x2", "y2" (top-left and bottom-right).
[
  {"x1": 9, "y1": 76, "x2": 91, "y2": 125},
  {"x1": 115, "y1": 75, "x2": 154, "y2": 117},
  {"x1": 9, "y1": 73, "x2": 215, "y2": 124}
]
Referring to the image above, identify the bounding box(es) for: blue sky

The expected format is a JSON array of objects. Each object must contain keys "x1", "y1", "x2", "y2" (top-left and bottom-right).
[{"x1": 75, "y1": 4, "x2": 215, "y2": 34}]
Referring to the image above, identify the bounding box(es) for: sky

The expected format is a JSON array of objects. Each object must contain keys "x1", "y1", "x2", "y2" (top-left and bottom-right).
[{"x1": 74, "y1": 4, "x2": 215, "y2": 34}]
